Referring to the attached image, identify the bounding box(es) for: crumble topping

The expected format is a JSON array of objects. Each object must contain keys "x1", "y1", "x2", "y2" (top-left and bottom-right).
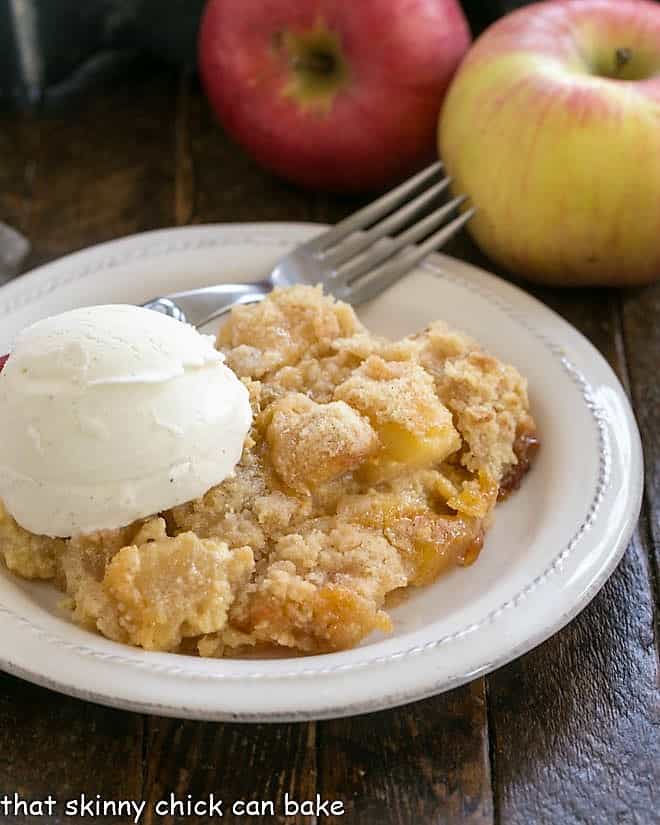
[
  {"x1": 0, "y1": 285, "x2": 538, "y2": 657},
  {"x1": 265, "y1": 394, "x2": 379, "y2": 493}
]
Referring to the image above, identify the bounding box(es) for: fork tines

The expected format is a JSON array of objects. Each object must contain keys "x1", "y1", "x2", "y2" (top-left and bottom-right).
[{"x1": 302, "y1": 162, "x2": 474, "y2": 305}]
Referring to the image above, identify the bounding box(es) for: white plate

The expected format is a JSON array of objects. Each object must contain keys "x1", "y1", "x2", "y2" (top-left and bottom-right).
[{"x1": 0, "y1": 224, "x2": 643, "y2": 721}]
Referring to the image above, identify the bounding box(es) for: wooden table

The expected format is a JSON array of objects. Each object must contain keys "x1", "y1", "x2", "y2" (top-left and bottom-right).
[{"x1": 0, "y1": 64, "x2": 658, "y2": 825}]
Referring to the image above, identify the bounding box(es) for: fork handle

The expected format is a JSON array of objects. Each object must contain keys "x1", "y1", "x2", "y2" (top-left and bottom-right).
[{"x1": 142, "y1": 281, "x2": 271, "y2": 327}]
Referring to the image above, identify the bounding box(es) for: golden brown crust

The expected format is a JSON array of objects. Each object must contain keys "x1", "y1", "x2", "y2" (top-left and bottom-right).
[
  {"x1": 100, "y1": 529, "x2": 254, "y2": 651},
  {"x1": 218, "y1": 284, "x2": 364, "y2": 379},
  {"x1": 0, "y1": 501, "x2": 63, "y2": 580},
  {"x1": 265, "y1": 394, "x2": 379, "y2": 493}
]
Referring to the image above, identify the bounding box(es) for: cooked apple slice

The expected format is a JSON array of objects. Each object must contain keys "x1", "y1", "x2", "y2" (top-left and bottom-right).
[{"x1": 335, "y1": 355, "x2": 461, "y2": 483}]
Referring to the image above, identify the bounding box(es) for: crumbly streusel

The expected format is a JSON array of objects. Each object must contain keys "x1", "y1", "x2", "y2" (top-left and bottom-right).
[{"x1": 0, "y1": 285, "x2": 538, "y2": 657}]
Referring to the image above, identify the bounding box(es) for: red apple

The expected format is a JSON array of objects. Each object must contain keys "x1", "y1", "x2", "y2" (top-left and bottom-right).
[
  {"x1": 0, "y1": 354, "x2": 7, "y2": 373},
  {"x1": 199, "y1": 0, "x2": 470, "y2": 192},
  {"x1": 439, "y1": 0, "x2": 660, "y2": 286}
]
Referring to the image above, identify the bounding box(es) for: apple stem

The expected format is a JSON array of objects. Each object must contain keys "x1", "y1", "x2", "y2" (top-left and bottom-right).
[{"x1": 614, "y1": 47, "x2": 633, "y2": 75}]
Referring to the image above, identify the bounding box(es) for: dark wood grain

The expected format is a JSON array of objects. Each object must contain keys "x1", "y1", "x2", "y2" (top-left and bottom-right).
[
  {"x1": 142, "y1": 719, "x2": 316, "y2": 825},
  {"x1": 318, "y1": 680, "x2": 493, "y2": 825},
  {"x1": 621, "y1": 284, "x2": 660, "y2": 583},
  {"x1": 0, "y1": 116, "x2": 37, "y2": 244},
  {"x1": 0, "y1": 676, "x2": 143, "y2": 823},
  {"x1": 10, "y1": 60, "x2": 178, "y2": 269}
]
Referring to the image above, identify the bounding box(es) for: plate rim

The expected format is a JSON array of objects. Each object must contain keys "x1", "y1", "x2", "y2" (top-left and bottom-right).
[{"x1": 0, "y1": 222, "x2": 644, "y2": 721}]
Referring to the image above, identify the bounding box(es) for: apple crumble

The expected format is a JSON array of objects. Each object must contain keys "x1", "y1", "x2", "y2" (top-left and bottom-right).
[{"x1": 0, "y1": 285, "x2": 538, "y2": 657}]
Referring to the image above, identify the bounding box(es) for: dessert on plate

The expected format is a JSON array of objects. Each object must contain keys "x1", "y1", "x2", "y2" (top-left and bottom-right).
[{"x1": 0, "y1": 285, "x2": 538, "y2": 657}]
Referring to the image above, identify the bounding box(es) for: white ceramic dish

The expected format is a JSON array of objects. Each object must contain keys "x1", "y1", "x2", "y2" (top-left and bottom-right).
[{"x1": 0, "y1": 223, "x2": 643, "y2": 721}]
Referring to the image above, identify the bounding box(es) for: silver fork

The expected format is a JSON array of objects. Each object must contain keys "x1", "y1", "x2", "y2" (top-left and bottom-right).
[{"x1": 143, "y1": 162, "x2": 474, "y2": 327}]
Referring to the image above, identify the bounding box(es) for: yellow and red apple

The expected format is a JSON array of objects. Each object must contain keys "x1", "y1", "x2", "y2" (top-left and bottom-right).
[
  {"x1": 440, "y1": 0, "x2": 660, "y2": 286},
  {"x1": 200, "y1": 0, "x2": 470, "y2": 192}
]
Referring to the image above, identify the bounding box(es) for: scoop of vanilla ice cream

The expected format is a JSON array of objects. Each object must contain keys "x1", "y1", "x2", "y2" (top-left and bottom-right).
[{"x1": 0, "y1": 304, "x2": 252, "y2": 537}]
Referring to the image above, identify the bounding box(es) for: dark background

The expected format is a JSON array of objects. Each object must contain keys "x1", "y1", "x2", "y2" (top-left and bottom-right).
[{"x1": 1, "y1": 0, "x2": 530, "y2": 110}]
